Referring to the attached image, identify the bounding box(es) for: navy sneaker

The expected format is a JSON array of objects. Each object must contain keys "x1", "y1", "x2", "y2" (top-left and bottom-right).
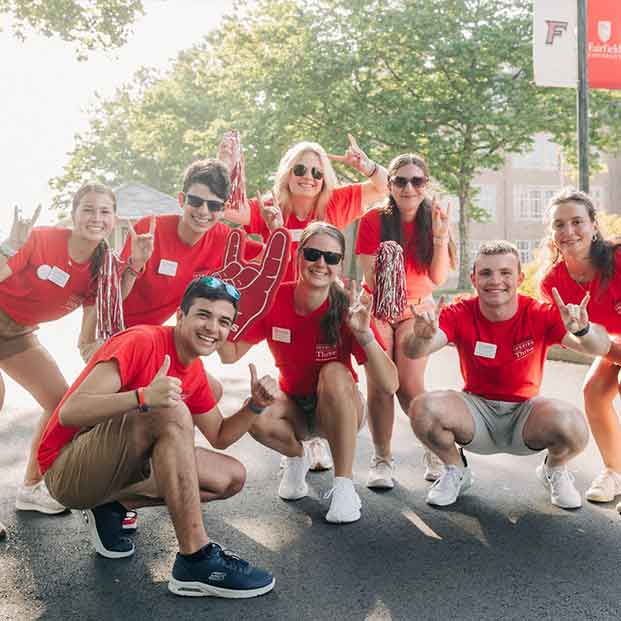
[
  {"x1": 168, "y1": 542, "x2": 275, "y2": 598},
  {"x1": 82, "y1": 501, "x2": 135, "y2": 559}
]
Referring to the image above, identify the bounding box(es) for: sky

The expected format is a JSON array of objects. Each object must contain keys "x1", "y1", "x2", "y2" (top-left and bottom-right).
[{"x1": 0, "y1": 0, "x2": 237, "y2": 236}]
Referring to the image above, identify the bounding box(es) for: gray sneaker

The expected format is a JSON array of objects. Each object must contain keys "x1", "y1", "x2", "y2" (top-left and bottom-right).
[
  {"x1": 426, "y1": 465, "x2": 473, "y2": 507},
  {"x1": 536, "y1": 461, "x2": 582, "y2": 509},
  {"x1": 15, "y1": 481, "x2": 66, "y2": 514}
]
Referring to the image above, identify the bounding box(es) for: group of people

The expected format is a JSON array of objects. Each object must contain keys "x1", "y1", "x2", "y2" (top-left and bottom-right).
[{"x1": 1, "y1": 135, "x2": 620, "y2": 600}]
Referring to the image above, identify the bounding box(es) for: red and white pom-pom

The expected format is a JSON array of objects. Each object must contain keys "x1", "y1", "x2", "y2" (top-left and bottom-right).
[
  {"x1": 219, "y1": 130, "x2": 247, "y2": 212},
  {"x1": 372, "y1": 240, "x2": 407, "y2": 322},
  {"x1": 95, "y1": 245, "x2": 125, "y2": 341}
]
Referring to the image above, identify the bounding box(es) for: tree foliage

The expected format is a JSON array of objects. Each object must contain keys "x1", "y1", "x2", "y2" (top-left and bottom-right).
[{"x1": 1, "y1": 0, "x2": 144, "y2": 56}]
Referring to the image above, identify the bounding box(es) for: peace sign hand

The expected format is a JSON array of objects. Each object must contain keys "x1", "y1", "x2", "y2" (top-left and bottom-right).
[
  {"x1": 431, "y1": 196, "x2": 451, "y2": 239},
  {"x1": 413, "y1": 296, "x2": 446, "y2": 340},
  {"x1": 256, "y1": 192, "x2": 283, "y2": 231},
  {"x1": 552, "y1": 288, "x2": 590, "y2": 334},
  {"x1": 328, "y1": 134, "x2": 375, "y2": 177},
  {"x1": 345, "y1": 280, "x2": 372, "y2": 335},
  {"x1": 127, "y1": 216, "x2": 156, "y2": 270},
  {"x1": 7, "y1": 204, "x2": 42, "y2": 251}
]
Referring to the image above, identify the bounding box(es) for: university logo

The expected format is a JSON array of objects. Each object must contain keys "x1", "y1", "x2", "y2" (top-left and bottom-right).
[{"x1": 598, "y1": 20, "x2": 612, "y2": 44}]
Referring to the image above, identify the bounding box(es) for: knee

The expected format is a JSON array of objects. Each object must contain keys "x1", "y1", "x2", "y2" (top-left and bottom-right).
[
  {"x1": 545, "y1": 404, "x2": 589, "y2": 451},
  {"x1": 223, "y1": 461, "x2": 246, "y2": 498},
  {"x1": 409, "y1": 392, "x2": 449, "y2": 437},
  {"x1": 137, "y1": 402, "x2": 194, "y2": 439}
]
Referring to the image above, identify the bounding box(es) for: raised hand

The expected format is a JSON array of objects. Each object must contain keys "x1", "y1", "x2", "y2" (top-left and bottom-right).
[
  {"x1": 144, "y1": 354, "x2": 183, "y2": 409},
  {"x1": 552, "y1": 288, "x2": 590, "y2": 334},
  {"x1": 431, "y1": 197, "x2": 451, "y2": 239},
  {"x1": 127, "y1": 216, "x2": 156, "y2": 270},
  {"x1": 412, "y1": 296, "x2": 446, "y2": 339},
  {"x1": 248, "y1": 362, "x2": 280, "y2": 409},
  {"x1": 328, "y1": 134, "x2": 375, "y2": 177},
  {"x1": 345, "y1": 280, "x2": 372, "y2": 335},
  {"x1": 211, "y1": 227, "x2": 291, "y2": 340},
  {"x1": 256, "y1": 192, "x2": 283, "y2": 231},
  {"x1": 7, "y1": 204, "x2": 42, "y2": 250}
]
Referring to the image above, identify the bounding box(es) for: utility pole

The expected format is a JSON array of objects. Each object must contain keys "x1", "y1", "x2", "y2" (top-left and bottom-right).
[{"x1": 577, "y1": 0, "x2": 589, "y2": 192}]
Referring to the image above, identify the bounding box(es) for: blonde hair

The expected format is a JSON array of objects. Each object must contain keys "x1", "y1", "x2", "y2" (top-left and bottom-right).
[{"x1": 272, "y1": 142, "x2": 338, "y2": 222}]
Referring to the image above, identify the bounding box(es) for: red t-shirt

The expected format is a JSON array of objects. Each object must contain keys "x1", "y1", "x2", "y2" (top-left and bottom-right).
[
  {"x1": 245, "y1": 184, "x2": 363, "y2": 281},
  {"x1": 38, "y1": 324, "x2": 216, "y2": 474},
  {"x1": 122, "y1": 214, "x2": 262, "y2": 326},
  {"x1": 242, "y1": 282, "x2": 383, "y2": 395},
  {"x1": 0, "y1": 227, "x2": 96, "y2": 325},
  {"x1": 355, "y1": 207, "x2": 435, "y2": 302},
  {"x1": 540, "y1": 250, "x2": 621, "y2": 335},
  {"x1": 439, "y1": 295, "x2": 567, "y2": 402}
]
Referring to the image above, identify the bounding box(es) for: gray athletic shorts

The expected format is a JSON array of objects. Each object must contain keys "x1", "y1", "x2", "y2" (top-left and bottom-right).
[{"x1": 458, "y1": 392, "x2": 541, "y2": 456}]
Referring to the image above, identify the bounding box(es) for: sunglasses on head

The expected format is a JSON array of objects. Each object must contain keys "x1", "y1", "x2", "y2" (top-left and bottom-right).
[
  {"x1": 185, "y1": 193, "x2": 225, "y2": 212},
  {"x1": 197, "y1": 275, "x2": 241, "y2": 302},
  {"x1": 391, "y1": 175, "x2": 427, "y2": 189},
  {"x1": 301, "y1": 247, "x2": 343, "y2": 265},
  {"x1": 292, "y1": 164, "x2": 324, "y2": 181}
]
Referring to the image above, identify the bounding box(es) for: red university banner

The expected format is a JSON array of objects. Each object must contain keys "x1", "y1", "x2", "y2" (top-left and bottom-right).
[{"x1": 588, "y1": 0, "x2": 621, "y2": 89}]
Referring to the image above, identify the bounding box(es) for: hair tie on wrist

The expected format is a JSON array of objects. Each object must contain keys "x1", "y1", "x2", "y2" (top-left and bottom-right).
[{"x1": 572, "y1": 323, "x2": 590, "y2": 337}]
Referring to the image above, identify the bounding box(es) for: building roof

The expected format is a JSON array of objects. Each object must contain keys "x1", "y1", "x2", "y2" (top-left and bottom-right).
[{"x1": 114, "y1": 182, "x2": 181, "y2": 219}]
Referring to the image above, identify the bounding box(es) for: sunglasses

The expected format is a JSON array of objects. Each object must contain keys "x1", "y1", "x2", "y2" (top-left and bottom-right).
[
  {"x1": 292, "y1": 164, "x2": 324, "y2": 181},
  {"x1": 301, "y1": 247, "x2": 343, "y2": 265},
  {"x1": 196, "y1": 275, "x2": 241, "y2": 302},
  {"x1": 185, "y1": 194, "x2": 225, "y2": 212},
  {"x1": 391, "y1": 176, "x2": 427, "y2": 189}
]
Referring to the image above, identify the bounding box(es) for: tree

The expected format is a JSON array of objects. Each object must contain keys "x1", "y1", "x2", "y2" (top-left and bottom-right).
[{"x1": 1, "y1": 0, "x2": 145, "y2": 57}]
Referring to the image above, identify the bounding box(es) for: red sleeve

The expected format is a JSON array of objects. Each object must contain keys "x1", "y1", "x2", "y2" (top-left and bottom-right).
[
  {"x1": 355, "y1": 209, "x2": 381, "y2": 255},
  {"x1": 237, "y1": 316, "x2": 269, "y2": 345},
  {"x1": 539, "y1": 270, "x2": 555, "y2": 304},
  {"x1": 326, "y1": 184, "x2": 363, "y2": 229},
  {"x1": 244, "y1": 198, "x2": 269, "y2": 240},
  {"x1": 352, "y1": 320, "x2": 385, "y2": 364},
  {"x1": 7, "y1": 229, "x2": 38, "y2": 275},
  {"x1": 96, "y1": 329, "x2": 154, "y2": 386}
]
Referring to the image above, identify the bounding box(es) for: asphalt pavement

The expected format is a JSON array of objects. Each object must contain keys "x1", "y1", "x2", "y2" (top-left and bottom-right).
[{"x1": 1, "y1": 312, "x2": 620, "y2": 621}]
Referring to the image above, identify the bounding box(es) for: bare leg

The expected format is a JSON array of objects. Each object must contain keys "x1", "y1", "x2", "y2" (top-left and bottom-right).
[{"x1": 0, "y1": 346, "x2": 68, "y2": 485}]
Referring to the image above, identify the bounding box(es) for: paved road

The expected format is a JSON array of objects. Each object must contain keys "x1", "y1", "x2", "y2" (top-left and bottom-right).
[{"x1": 1, "y1": 313, "x2": 620, "y2": 620}]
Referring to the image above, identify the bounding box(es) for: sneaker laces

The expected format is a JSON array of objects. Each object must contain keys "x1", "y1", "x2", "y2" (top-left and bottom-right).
[
  {"x1": 431, "y1": 465, "x2": 463, "y2": 490},
  {"x1": 370, "y1": 455, "x2": 393, "y2": 468},
  {"x1": 209, "y1": 543, "x2": 250, "y2": 573}
]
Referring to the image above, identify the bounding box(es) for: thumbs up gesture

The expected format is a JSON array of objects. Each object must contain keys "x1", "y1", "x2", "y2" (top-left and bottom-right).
[
  {"x1": 248, "y1": 363, "x2": 279, "y2": 410},
  {"x1": 144, "y1": 355, "x2": 183, "y2": 409}
]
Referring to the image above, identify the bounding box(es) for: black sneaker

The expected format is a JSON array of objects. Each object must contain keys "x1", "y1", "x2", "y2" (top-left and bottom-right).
[
  {"x1": 82, "y1": 502, "x2": 135, "y2": 559},
  {"x1": 168, "y1": 542, "x2": 275, "y2": 598}
]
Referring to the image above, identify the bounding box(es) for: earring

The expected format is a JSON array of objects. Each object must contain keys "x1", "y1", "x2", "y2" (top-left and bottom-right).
[{"x1": 592, "y1": 232, "x2": 599, "y2": 242}]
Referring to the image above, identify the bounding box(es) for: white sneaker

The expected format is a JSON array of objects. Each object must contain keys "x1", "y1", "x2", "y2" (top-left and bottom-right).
[
  {"x1": 585, "y1": 468, "x2": 621, "y2": 503},
  {"x1": 15, "y1": 481, "x2": 66, "y2": 514},
  {"x1": 306, "y1": 438, "x2": 333, "y2": 471},
  {"x1": 278, "y1": 447, "x2": 311, "y2": 500},
  {"x1": 423, "y1": 450, "x2": 445, "y2": 482},
  {"x1": 325, "y1": 477, "x2": 361, "y2": 523},
  {"x1": 536, "y1": 461, "x2": 582, "y2": 509},
  {"x1": 366, "y1": 455, "x2": 395, "y2": 489},
  {"x1": 426, "y1": 465, "x2": 473, "y2": 507}
]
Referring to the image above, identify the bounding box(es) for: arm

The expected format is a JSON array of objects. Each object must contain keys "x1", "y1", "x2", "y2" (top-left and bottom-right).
[
  {"x1": 428, "y1": 198, "x2": 452, "y2": 286},
  {"x1": 0, "y1": 205, "x2": 41, "y2": 270},
  {"x1": 59, "y1": 355, "x2": 182, "y2": 427},
  {"x1": 193, "y1": 363, "x2": 279, "y2": 449},
  {"x1": 120, "y1": 216, "x2": 156, "y2": 299},
  {"x1": 358, "y1": 253, "x2": 377, "y2": 293},
  {"x1": 218, "y1": 339, "x2": 254, "y2": 363},
  {"x1": 402, "y1": 298, "x2": 449, "y2": 359},
  {"x1": 0, "y1": 264, "x2": 12, "y2": 284},
  {"x1": 77, "y1": 305, "x2": 101, "y2": 362}
]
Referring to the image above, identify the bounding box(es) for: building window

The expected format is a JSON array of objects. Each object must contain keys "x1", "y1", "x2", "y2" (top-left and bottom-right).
[
  {"x1": 472, "y1": 184, "x2": 496, "y2": 219},
  {"x1": 512, "y1": 134, "x2": 560, "y2": 170},
  {"x1": 591, "y1": 186, "x2": 605, "y2": 211},
  {"x1": 514, "y1": 186, "x2": 559, "y2": 221},
  {"x1": 515, "y1": 240, "x2": 538, "y2": 264}
]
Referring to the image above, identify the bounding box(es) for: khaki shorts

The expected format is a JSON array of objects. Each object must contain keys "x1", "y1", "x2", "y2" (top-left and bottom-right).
[
  {"x1": 44, "y1": 413, "x2": 150, "y2": 509},
  {"x1": 458, "y1": 392, "x2": 541, "y2": 456},
  {"x1": 0, "y1": 307, "x2": 39, "y2": 360}
]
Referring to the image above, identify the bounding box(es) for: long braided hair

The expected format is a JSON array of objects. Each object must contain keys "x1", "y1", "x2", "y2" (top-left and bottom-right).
[
  {"x1": 380, "y1": 153, "x2": 457, "y2": 271},
  {"x1": 297, "y1": 221, "x2": 348, "y2": 346}
]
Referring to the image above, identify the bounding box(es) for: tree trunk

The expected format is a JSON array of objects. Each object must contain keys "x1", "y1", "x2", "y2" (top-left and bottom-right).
[{"x1": 457, "y1": 190, "x2": 471, "y2": 290}]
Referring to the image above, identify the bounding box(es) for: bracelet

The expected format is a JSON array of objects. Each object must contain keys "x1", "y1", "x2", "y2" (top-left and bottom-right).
[
  {"x1": 572, "y1": 323, "x2": 590, "y2": 338},
  {"x1": 135, "y1": 387, "x2": 149, "y2": 412},
  {"x1": 432, "y1": 235, "x2": 449, "y2": 245},
  {"x1": 364, "y1": 161, "x2": 378, "y2": 178},
  {"x1": 356, "y1": 330, "x2": 375, "y2": 347},
  {"x1": 244, "y1": 397, "x2": 265, "y2": 415},
  {"x1": 0, "y1": 240, "x2": 17, "y2": 258}
]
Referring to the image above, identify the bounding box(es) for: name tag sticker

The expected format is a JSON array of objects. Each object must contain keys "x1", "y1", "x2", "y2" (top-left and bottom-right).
[
  {"x1": 288, "y1": 228, "x2": 303, "y2": 242},
  {"x1": 48, "y1": 266, "x2": 70, "y2": 288},
  {"x1": 272, "y1": 327, "x2": 291, "y2": 343},
  {"x1": 474, "y1": 341, "x2": 497, "y2": 359},
  {"x1": 158, "y1": 259, "x2": 178, "y2": 277}
]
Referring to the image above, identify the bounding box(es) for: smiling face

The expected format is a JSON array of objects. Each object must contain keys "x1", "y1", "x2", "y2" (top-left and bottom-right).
[
  {"x1": 549, "y1": 200, "x2": 597, "y2": 260},
  {"x1": 389, "y1": 162, "x2": 427, "y2": 221},
  {"x1": 298, "y1": 232, "x2": 344, "y2": 290},
  {"x1": 288, "y1": 151, "x2": 324, "y2": 200},
  {"x1": 471, "y1": 252, "x2": 524, "y2": 311},
  {"x1": 178, "y1": 182, "x2": 224, "y2": 237},
  {"x1": 72, "y1": 191, "x2": 116, "y2": 243},
  {"x1": 175, "y1": 296, "x2": 235, "y2": 361}
]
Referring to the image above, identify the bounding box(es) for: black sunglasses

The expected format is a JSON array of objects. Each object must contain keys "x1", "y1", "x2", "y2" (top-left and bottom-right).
[
  {"x1": 185, "y1": 193, "x2": 225, "y2": 212},
  {"x1": 301, "y1": 247, "x2": 343, "y2": 265},
  {"x1": 292, "y1": 164, "x2": 324, "y2": 181},
  {"x1": 391, "y1": 175, "x2": 427, "y2": 189},
  {"x1": 194, "y1": 275, "x2": 241, "y2": 302}
]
